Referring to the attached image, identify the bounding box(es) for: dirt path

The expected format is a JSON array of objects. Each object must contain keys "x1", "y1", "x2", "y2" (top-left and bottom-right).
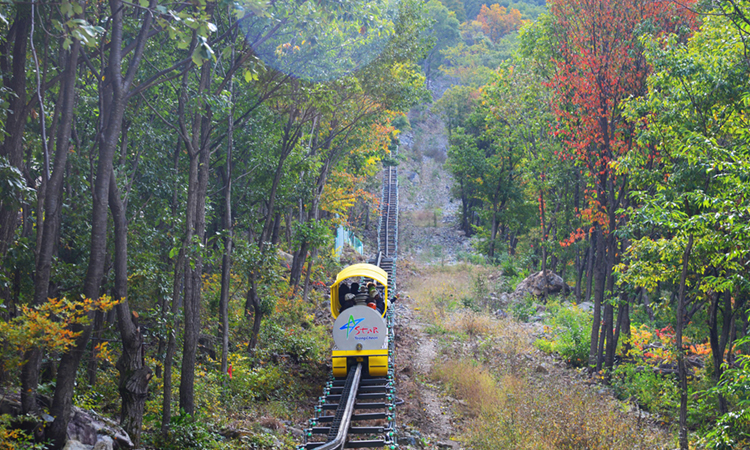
[{"x1": 393, "y1": 296, "x2": 460, "y2": 449}]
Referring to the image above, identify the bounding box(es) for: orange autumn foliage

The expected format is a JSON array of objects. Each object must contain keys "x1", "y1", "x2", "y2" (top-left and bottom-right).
[
  {"x1": 476, "y1": 4, "x2": 524, "y2": 42},
  {"x1": 0, "y1": 296, "x2": 120, "y2": 368}
]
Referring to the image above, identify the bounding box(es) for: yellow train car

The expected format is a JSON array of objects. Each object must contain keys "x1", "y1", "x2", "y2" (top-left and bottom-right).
[{"x1": 330, "y1": 263, "x2": 389, "y2": 378}]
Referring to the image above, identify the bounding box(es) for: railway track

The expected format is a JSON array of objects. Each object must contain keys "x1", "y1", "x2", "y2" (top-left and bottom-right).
[{"x1": 299, "y1": 163, "x2": 400, "y2": 449}]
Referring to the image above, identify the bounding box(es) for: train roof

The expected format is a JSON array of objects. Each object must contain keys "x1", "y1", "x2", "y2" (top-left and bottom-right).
[
  {"x1": 330, "y1": 263, "x2": 388, "y2": 319},
  {"x1": 332, "y1": 263, "x2": 388, "y2": 288}
]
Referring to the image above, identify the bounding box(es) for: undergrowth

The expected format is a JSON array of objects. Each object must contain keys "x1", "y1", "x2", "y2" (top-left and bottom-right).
[{"x1": 408, "y1": 264, "x2": 672, "y2": 449}]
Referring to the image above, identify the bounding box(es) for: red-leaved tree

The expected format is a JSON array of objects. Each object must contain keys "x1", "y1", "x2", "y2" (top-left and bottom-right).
[{"x1": 547, "y1": 0, "x2": 695, "y2": 369}]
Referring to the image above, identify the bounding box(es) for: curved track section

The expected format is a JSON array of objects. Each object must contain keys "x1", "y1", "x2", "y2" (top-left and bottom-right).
[{"x1": 299, "y1": 163, "x2": 400, "y2": 449}]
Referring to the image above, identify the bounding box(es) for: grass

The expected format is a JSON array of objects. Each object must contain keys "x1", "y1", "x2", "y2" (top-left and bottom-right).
[
  {"x1": 403, "y1": 263, "x2": 672, "y2": 450},
  {"x1": 431, "y1": 357, "x2": 671, "y2": 450},
  {"x1": 405, "y1": 209, "x2": 443, "y2": 228}
]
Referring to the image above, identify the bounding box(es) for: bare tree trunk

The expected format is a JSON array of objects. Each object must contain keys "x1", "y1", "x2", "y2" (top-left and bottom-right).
[
  {"x1": 584, "y1": 234, "x2": 595, "y2": 303},
  {"x1": 303, "y1": 248, "x2": 319, "y2": 301},
  {"x1": 110, "y1": 171, "x2": 151, "y2": 445},
  {"x1": 219, "y1": 74, "x2": 235, "y2": 379},
  {"x1": 21, "y1": 36, "x2": 81, "y2": 413},
  {"x1": 677, "y1": 235, "x2": 694, "y2": 450},
  {"x1": 246, "y1": 276, "x2": 263, "y2": 351},
  {"x1": 48, "y1": 2, "x2": 155, "y2": 446},
  {"x1": 603, "y1": 234, "x2": 618, "y2": 369},
  {"x1": 271, "y1": 212, "x2": 282, "y2": 245},
  {"x1": 539, "y1": 189, "x2": 548, "y2": 301},
  {"x1": 0, "y1": 4, "x2": 31, "y2": 262},
  {"x1": 614, "y1": 292, "x2": 630, "y2": 358},
  {"x1": 290, "y1": 241, "x2": 310, "y2": 289},
  {"x1": 161, "y1": 249, "x2": 183, "y2": 434},
  {"x1": 180, "y1": 52, "x2": 212, "y2": 416},
  {"x1": 156, "y1": 139, "x2": 183, "y2": 379},
  {"x1": 488, "y1": 211, "x2": 500, "y2": 259},
  {"x1": 589, "y1": 225, "x2": 605, "y2": 369},
  {"x1": 87, "y1": 311, "x2": 105, "y2": 385},
  {"x1": 160, "y1": 137, "x2": 183, "y2": 432},
  {"x1": 574, "y1": 247, "x2": 584, "y2": 303},
  {"x1": 246, "y1": 109, "x2": 306, "y2": 349},
  {"x1": 709, "y1": 290, "x2": 732, "y2": 414}
]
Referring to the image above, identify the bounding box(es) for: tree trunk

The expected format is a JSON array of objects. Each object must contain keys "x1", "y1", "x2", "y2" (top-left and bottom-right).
[
  {"x1": 87, "y1": 311, "x2": 105, "y2": 385},
  {"x1": 589, "y1": 226, "x2": 604, "y2": 368},
  {"x1": 259, "y1": 113, "x2": 300, "y2": 250},
  {"x1": 161, "y1": 249, "x2": 183, "y2": 434},
  {"x1": 290, "y1": 241, "x2": 310, "y2": 289},
  {"x1": 460, "y1": 181, "x2": 471, "y2": 235},
  {"x1": 0, "y1": 4, "x2": 31, "y2": 262},
  {"x1": 219, "y1": 75, "x2": 235, "y2": 379},
  {"x1": 676, "y1": 235, "x2": 694, "y2": 450},
  {"x1": 48, "y1": 2, "x2": 155, "y2": 446},
  {"x1": 178, "y1": 37, "x2": 212, "y2": 415},
  {"x1": 584, "y1": 234, "x2": 595, "y2": 303},
  {"x1": 488, "y1": 211, "x2": 500, "y2": 259},
  {"x1": 708, "y1": 290, "x2": 732, "y2": 414},
  {"x1": 615, "y1": 292, "x2": 631, "y2": 358},
  {"x1": 21, "y1": 39, "x2": 80, "y2": 405},
  {"x1": 574, "y1": 246, "x2": 584, "y2": 303},
  {"x1": 270, "y1": 212, "x2": 282, "y2": 245},
  {"x1": 179, "y1": 150, "x2": 200, "y2": 417},
  {"x1": 109, "y1": 171, "x2": 151, "y2": 445},
  {"x1": 603, "y1": 230, "x2": 618, "y2": 369},
  {"x1": 246, "y1": 276, "x2": 263, "y2": 351},
  {"x1": 539, "y1": 190, "x2": 548, "y2": 301},
  {"x1": 160, "y1": 136, "x2": 184, "y2": 432},
  {"x1": 303, "y1": 248, "x2": 319, "y2": 301}
]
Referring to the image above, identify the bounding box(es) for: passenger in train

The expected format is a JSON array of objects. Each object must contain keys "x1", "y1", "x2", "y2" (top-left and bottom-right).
[
  {"x1": 367, "y1": 282, "x2": 385, "y2": 313},
  {"x1": 340, "y1": 292, "x2": 356, "y2": 313},
  {"x1": 339, "y1": 282, "x2": 350, "y2": 305},
  {"x1": 339, "y1": 282, "x2": 358, "y2": 313}
]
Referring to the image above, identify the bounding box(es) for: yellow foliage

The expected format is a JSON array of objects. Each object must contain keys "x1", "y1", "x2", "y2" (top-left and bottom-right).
[
  {"x1": 0, "y1": 295, "x2": 120, "y2": 363},
  {"x1": 94, "y1": 341, "x2": 115, "y2": 365}
]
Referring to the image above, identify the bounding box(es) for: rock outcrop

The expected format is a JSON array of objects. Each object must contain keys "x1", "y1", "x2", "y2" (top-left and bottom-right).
[{"x1": 513, "y1": 270, "x2": 571, "y2": 298}]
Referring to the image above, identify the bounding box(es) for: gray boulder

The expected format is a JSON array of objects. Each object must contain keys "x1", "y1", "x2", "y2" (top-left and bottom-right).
[
  {"x1": 63, "y1": 440, "x2": 91, "y2": 450},
  {"x1": 514, "y1": 271, "x2": 571, "y2": 298},
  {"x1": 93, "y1": 436, "x2": 114, "y2": 450},
  {"x1": 67, "y1": 407, "x2": 132, "y2": 449}
]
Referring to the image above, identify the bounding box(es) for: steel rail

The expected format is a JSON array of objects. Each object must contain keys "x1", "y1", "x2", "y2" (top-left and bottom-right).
[{"x1": 315, "y1": 363, "x2": 363, "y2": 450}]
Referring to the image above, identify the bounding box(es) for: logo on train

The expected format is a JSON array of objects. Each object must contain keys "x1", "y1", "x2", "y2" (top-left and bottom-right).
[
  {"x1": 340, "y1": 314, "x2": 379, "y2": 340},
  {"x1": 340, "y1": 315, "x2": 364, "y2": 339}
]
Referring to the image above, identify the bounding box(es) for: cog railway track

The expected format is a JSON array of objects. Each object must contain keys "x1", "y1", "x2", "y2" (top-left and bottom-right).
[{"x1": 299, "y1": 164, "x2": 400, "y2": 450}]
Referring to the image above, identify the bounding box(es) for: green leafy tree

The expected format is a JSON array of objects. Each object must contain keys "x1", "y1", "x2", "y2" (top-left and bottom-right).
[
  {"x1": 618, "y1": 7, "x2": 750, "y2": 446},
  {"x1": 423, "y1": 0, "x2": 461, "y2": 81}
]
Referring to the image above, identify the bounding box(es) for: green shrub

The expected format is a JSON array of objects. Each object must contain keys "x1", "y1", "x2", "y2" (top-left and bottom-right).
[
  {"x1": 391, "y1": 114, "x2": 411, "y2": 132},
  {"x1": 152, "y1": 411, "x2": 225, "y2": 450},
  {"x1": 259, "y1": 321, "x2": 327, "y2": 364},
  {"x1": 610, "y1": 363, "x2": 680, "y2": 419},
  {"x1": 457, "y1": 252, "x2": 486, "y2": 265},
  {"x1": 695, "y1": 335, "x2": 750, "y2": 449},
  {"x1": 228, "y1": 361, "x2": 287, "y2": 403},
  {"x1": 461, "y1": 296, "x2": 481, "y2": 312},
  {"x1": 509, "y1": 296, "x2": 536, "y2": 322},
  {"x1": 534, "y1": 303, "x2": 592, "y2": 366},
  {"x1": 0, "y1": 414, "x2": 48, "y2": 450},
  {"x1": 697, "y1": 409, "x2": 750, "y2": 450},
  {"x1": 500, "y1": 257, "x2": 518, "y2": 278}
]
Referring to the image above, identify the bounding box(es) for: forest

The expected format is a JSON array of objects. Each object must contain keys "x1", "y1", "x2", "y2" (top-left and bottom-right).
[
  {"x1": 435, "y1": 0, "x2": 750, "y2": 448},
  {"x1": 0, "y1": 0, "x2": 749, "y2": 449},
  {"x1": 0, "y1": 0, "x2": 429, "y2": 448}
]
